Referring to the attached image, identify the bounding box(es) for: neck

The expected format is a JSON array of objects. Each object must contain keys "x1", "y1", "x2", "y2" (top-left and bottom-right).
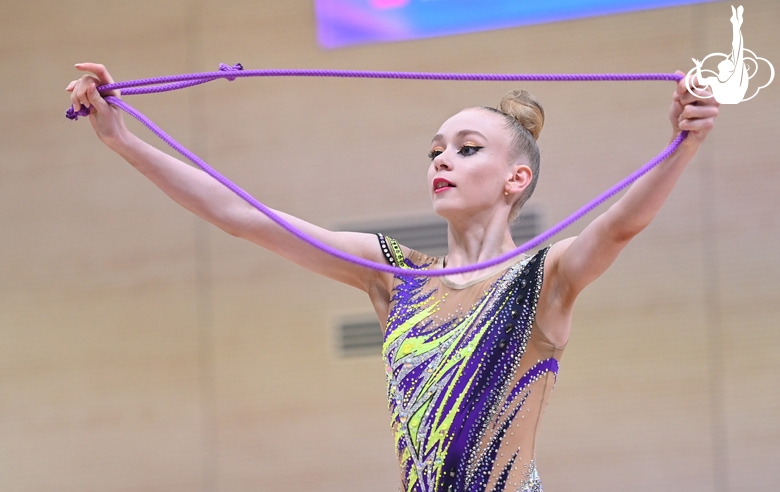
[{"x1": 443, "y1": 212, "x2": 517, "y2": 283}]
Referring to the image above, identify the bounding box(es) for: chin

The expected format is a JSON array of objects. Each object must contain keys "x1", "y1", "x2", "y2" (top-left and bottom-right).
[{"x1": 431, "y1": 201, "x2": 463, "y2": 223}]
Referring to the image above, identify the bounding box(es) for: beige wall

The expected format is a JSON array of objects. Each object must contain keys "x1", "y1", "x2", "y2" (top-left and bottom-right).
[{"x1": 1, "y1": 1, "x2": 778, "y2": 490}]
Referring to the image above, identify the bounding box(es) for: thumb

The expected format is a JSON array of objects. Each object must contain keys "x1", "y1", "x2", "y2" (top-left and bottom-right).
[{"x1": 87, "y1": 84, "x2": 110, "y2": 112}]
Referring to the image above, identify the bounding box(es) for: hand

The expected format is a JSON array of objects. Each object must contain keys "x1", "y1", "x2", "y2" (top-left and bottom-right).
[
  {"x1": 669, "y1": 70, "x2": 719, "y2": 146},
  {"x1": 65, "y1": 63, "x2": 127, "y2": 147}
]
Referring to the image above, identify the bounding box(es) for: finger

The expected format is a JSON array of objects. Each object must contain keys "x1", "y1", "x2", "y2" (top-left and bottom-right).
[
  {"x1": 72, "y1": 75, "x2": 97, "y2": 110},
  {"x1": 685, "y1": 94, "x2": 718, "y2": 111},
  {"x1": 75, "y1": 63, "x2": 114, "y2": 83},
  {"x1": 680, "y1": 88, "x2": 715, "y2": 107},
  {"x1": 689, "y1": 72, "x2": 703, "y2": 90},
  {"x1": 71, "y1": 88, "x2": 82, "y2": 113},
  {"x1": 75, "y1": 63, "x2": 118, "y2": 96},
  {"x1": 670, "y1": 97, "x2": 683, "y2": 119},
  {"x1": 679, "y1": 116, "x2": 716, "y2": 134},
  {"x1": 65, "y1": 80, "x2": 76, "y2": 92},
  {"x1": 86, "y1": 83, "x2": 111, "y2": 113},
  {"x1": 679, "y1": 115, "x2": 714, "y2": 132},
  {"x1": 677, "y1": 70, "x2": 705, "y2": 99},
  {"x1": 680, "y1": 104, "x2": 719, "y2": 122},
  {"x1": 679, "y1": 79, "x2": 713, "y2": 102},
  {"x1": 73, "y1": 78, "x2": 89, "y2": 107},
  {"x1": 77, "y1": 82, "x2": 94, "y2": 109}
]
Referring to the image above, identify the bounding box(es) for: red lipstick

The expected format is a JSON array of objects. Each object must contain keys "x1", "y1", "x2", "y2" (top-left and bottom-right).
[{"x1": 433, "y1": 177, "x2": 455, "y2": 194}]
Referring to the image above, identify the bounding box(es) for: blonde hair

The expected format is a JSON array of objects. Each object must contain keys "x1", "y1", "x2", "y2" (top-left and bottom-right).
[{"x1": 482, "y1": 89, "x2": 545, "y2": 222}]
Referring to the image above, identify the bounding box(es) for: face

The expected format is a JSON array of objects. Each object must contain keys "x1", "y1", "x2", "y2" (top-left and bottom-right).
[
  {"x1": 427, "y1": 108, "x2": 519, "y2": 223},
  {"x1": 717, "y1": 59, "x2": 735, "y2": 80}
]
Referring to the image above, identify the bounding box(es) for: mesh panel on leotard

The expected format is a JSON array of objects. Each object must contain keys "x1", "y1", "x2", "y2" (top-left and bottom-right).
[{"x1": 380, "y1": 237, "x2": 563, "y2": 492}]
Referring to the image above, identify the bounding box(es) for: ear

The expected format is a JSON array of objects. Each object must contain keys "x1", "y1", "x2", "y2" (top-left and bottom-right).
[{"x1": 504, "y1": 163, "x2": 533, "y2": 196}]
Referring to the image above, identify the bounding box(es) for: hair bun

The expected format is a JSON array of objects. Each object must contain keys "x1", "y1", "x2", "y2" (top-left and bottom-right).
[{"x1": 497, "y1": 89, "x2": 545, "y2": 141}]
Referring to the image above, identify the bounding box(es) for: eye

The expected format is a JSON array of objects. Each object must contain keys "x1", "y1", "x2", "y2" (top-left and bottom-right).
[
  {"x1": 458, "y1": 144, "x2": 483, "y2": 157},
  {"x1": 428, "y1": 148, "x2": 444, "y2": 161}
]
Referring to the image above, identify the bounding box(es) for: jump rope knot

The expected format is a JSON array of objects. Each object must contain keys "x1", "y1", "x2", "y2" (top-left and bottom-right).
[
  {"x1": 219, "y1": 63, "x2": 244, "y2": 81},
  {"x1": 65, "y1": 104, "x2": 91, "y2": 121},
  {"x1": 67, "y1": 63, "x2": 245, "y2": 120}
]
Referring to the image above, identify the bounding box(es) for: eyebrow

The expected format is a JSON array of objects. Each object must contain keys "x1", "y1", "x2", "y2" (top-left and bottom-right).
[{"x1": 431, "y1": 129, "x2": 488, "y2": 144}]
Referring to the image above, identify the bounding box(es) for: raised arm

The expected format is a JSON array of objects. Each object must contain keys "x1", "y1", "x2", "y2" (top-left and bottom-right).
[
  {"x1": 537, "y1": 73, "x2": 719, "y2": 346},
  {"x1": 691, "y1": 58, "x2": 714, "y2": 88},
  {"x1": 67, "y1": 63, "x2": 391, "y2": 296}
]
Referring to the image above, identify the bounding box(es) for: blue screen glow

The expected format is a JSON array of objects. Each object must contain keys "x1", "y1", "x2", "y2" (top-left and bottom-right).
[{"x1": 315, "y1": 0, "x2": 714, "y2": 49}]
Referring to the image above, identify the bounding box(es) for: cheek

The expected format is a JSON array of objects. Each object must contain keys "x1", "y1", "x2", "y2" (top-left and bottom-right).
[{"x1": 470, "y1": 159, "x2": 506, "y2": 191}]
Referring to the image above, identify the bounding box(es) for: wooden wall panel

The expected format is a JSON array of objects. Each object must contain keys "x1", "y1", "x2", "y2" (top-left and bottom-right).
[{"x1": 2, "y1": 0, "x2": 778, "y2": 491}]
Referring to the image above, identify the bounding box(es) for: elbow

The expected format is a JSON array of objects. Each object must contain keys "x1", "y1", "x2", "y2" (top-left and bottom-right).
[
  {"x1": 611, "y1": 227, "x2": 639, "y2": 245},
  {"x1": 604, "y1": 207, "x2": 656, "y2": 245},
  {"x1": 221, "y1": 213, "x2": 253, "y2": 238},
  {"x1": 211, "y1": 208, "x2": 253, "y2": 239},
  {"x1": 223, "y1": 224, "x2": 244, "y2": 238},
  {"x1": 219, "y1": 206, "x2": 271, "y2": 242},
  {"x1": 610, "y1": 220, "x2": 648, "y2": 245}
]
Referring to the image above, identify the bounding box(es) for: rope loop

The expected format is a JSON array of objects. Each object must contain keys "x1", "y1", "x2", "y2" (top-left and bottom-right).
[{"x1": 66, "y1": 64, "x2": 687, "y2": 276}]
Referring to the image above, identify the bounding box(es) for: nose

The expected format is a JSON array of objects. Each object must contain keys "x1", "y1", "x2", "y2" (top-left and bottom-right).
[{"x1": 433, "y1": 153, "x2": 451, "y2": 172}]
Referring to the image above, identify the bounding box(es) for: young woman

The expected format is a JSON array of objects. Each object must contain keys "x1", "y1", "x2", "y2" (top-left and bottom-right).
[{"x1": 67, "y1": 63, "x2": 718, "y2": 492}]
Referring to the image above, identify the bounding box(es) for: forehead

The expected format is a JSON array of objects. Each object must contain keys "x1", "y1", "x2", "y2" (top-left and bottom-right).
[{"x1": 433, "y1": 107, "x2": 508, "y2": 142}]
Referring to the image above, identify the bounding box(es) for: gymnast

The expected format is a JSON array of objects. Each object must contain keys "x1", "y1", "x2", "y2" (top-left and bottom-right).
[
  {"x1": 67, "y1": 63, "x2": 718, "y2": 492},
  {"x1": 692, "y1": 5, "x2": 749, "y2": 104}
]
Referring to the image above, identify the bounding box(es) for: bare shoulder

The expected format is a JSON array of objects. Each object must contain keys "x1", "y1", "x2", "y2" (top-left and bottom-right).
[{"x1": 543, "y1": 237, "x2": 576, "y2": 271}]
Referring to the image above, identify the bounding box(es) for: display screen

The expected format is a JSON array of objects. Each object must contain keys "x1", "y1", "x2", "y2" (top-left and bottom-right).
[{"x1": 315, "y1": 0, "x2": 714, "y2": 49}]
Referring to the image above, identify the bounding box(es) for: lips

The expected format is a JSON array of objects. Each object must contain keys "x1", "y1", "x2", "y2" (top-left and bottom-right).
[{"x1": 433, "y1": 177, "x2": 455, "y2": 193}]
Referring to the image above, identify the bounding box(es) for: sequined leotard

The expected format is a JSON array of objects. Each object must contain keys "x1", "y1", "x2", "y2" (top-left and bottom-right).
[{"x1": 378, "y1": 234, "x2": 563, "y2": 492}]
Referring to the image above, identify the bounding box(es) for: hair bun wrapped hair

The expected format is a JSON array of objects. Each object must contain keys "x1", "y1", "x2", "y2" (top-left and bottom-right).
[{"x1": 497, "y1": 89, "x2": 545, "y2": 141}]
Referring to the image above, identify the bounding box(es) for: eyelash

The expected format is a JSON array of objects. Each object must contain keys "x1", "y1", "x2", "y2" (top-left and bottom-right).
[{"x1": 428, "y1": 144, "x2": 484, "y2": 161}]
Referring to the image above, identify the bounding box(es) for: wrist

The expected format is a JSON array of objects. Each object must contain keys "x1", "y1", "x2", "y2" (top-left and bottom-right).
[
  {"x1": 103, "y1": 125, "x2": 135, "y2": 154},
  {"x1": 671, "y1": 129, "x2": 698, "y2": 145},
  {"x1": 670, "y1": 132, "x2": 702, "y2": 161}
]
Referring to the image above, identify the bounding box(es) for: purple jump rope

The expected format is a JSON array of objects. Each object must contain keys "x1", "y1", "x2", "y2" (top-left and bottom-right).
[{"x1": 67, "y1": 63, "x2": 688, "y2": 277}]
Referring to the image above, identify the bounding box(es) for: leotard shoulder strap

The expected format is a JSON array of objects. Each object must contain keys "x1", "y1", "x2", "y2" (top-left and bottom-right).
[{"x1": 377, "y1": 233, "x2": 409, "y2": 269}]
